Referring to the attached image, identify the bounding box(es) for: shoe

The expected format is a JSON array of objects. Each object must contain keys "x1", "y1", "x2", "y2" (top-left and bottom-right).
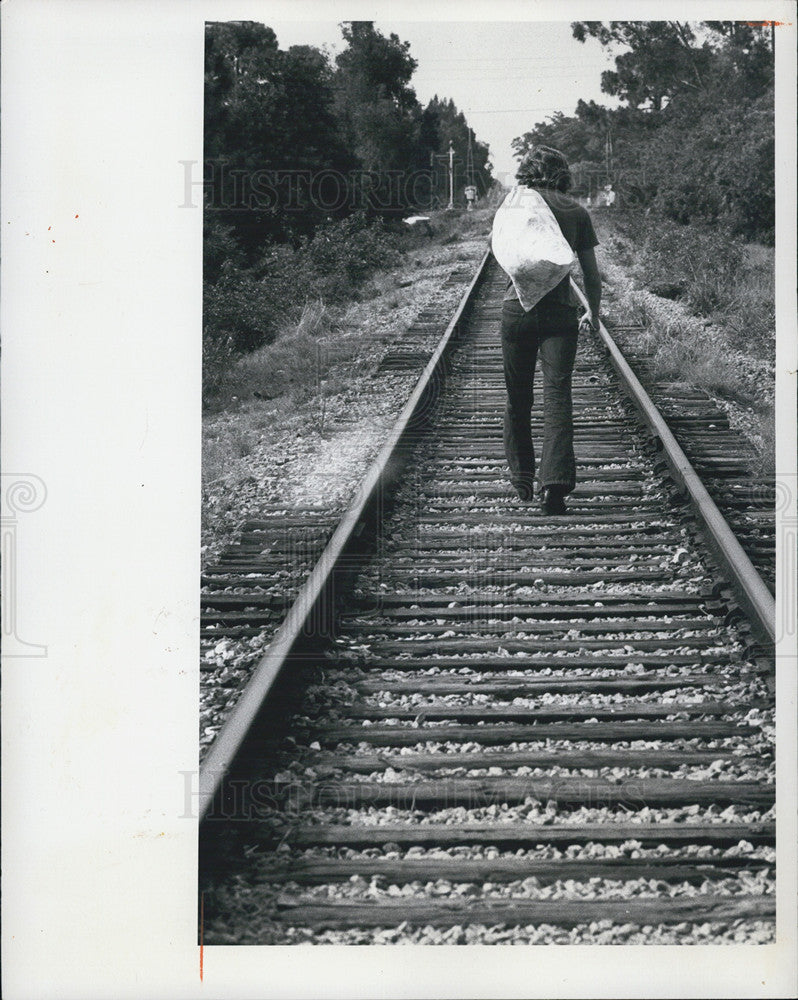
[
  {"x1": 512, "y1": 479, "x2": 535, "y2": 502},
  {"x1": 541, "y1": 485, "x2": 567, "y2": 515}
]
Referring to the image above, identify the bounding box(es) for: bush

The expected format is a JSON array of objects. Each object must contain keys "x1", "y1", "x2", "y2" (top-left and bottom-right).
[
  {"x1": 202, "y1": 328, "x2": 235, "y2": 401},
  {"x1": 203, "y1": 218, "x2": 246, "y2": 283},
  {"x1": 209, "y1": 295, "x2": 366, "y2": 414},
  {"x1": 639, "y1": 90, "x2": 774, "y2": 243},
  {"x1": 615, "y1": 211, "x2": 744, "y2": 317},
  {"x1": 300, "y1": 212, "x2": 402, "y2": 301},
  {"x1": 203, "y1": 212, "x2": 401, "y2": 353},
  {"x1": 203, "y1": 255, "x2": 296, "y2": 353},
  {"x1": 610, "y1": 209, "x2": 774, "y2": 357},
  {"x1": 202, "y1": 212, "x2": 406, "y2": 404},
  {"x1": 722, "y1": 244, "x2": 775, "y2": 357}
]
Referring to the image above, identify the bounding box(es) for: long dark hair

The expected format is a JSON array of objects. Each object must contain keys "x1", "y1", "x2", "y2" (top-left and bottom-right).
[{"x1": 515, "y1": 145, "x2": 572, "y2": 193}]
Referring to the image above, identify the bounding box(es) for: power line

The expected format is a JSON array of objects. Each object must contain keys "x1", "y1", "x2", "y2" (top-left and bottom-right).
[
  {"x1": 415, "y1": 72, "x2": 605, "y2": 81},
  {"x1": 414, "y1": 54, "x2": 612, "y2": 64},
  {"x1": 461, "y1": 107, "x2": 563, "y2": 114}
]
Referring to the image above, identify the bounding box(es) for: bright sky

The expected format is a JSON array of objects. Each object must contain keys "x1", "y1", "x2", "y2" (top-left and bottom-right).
[{"x1": 267, "y1": 20, "x2": 620, "y2": 180}]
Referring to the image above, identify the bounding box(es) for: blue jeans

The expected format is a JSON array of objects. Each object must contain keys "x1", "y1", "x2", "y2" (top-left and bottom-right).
[{"x1": 500, "y1": 297, "x2": 579, "y2": 495}]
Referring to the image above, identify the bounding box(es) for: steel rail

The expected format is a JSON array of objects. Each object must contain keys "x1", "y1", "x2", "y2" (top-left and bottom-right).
[
  {"x1": 570, "y1": 278, "x2": 775, "y2": 644},
  {"x1": 198, "y1": 246, "x2": 492, "y2": 821}
]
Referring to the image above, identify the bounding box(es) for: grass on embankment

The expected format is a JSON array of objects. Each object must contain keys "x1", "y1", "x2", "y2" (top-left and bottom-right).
[
  {"x1": 201, "y1": 207, "x2": 494, "y2": 543},
  {"x1": 592, "y1": 209, "x2": 775, "y2": 474}
]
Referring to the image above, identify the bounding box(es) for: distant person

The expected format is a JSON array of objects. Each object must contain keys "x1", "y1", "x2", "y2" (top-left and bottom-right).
[{"x1": 497, "y1": 145, "x2": 602, "y2": 514}]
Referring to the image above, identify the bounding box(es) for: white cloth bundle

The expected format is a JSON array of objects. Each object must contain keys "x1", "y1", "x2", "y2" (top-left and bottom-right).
[{"x1": 491, "y1": 186, "x2": 575, "y2": 310}]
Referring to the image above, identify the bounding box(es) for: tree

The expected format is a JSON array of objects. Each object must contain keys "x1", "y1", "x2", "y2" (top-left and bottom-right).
[
  {"x1": 512, "y1": 106, "x2": 605, "y2": 166},
  {"x1": 520, "y1": 20, "x2": 776, "y2": 238},
  {"x1": 332, "y1": 21, "x2": 423, "y2": 212},
  {"x1": 572, "y1": 20, "x2": 773, "y2": 108},
  {"x1": 204, "y1": 18, "x2": 495, "y2": 241},
  {"x1": 638, "y1": 88, "x2": 774, "y2": 237},
  {"x1": 702, "y1": 21, "x2": 774, "y2": 99},
  {"x1": 424, "y1": 96, "x2": 492, "y2": 205},
  {"x1": 335, "y1": 21, "x2": 419, "y2": 114},
  {"x1": 511, "y1": 99, "x2": 657, "y2": 201},
  {"x1": 571, "y1": 21, "x2": 716, "y2": 110},
  {"x1": 204, "y1": 22, "x2": 355, "y2": 253},
  {"x1": 204, "y1": 21, "x2": 281, "y2": 165}
]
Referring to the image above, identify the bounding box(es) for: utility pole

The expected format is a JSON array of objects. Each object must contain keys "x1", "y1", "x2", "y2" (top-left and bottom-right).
[
  {"x1": 447, "y1": 141, "x2": 454, "y2": 211},
  {"x1": 464, "y1": 130, "x2": 477, "y2": 210},
  {"x1": 466, "y1": 129, "x2": 475, "y2": 189}
]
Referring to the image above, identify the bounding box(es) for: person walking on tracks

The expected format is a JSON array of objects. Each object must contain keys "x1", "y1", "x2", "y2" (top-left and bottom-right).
[{"x1": 495, "y1": 146, "x2": 602, "y2": 514}]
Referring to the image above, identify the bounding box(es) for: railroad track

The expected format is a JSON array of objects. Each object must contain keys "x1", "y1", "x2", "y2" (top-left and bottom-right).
[
  {"x1": 602, "y1": 324, "x2": 775, "y2": 594},
  {"x1": 199, "y1": 251, "x2": 775, "y2": 946}
]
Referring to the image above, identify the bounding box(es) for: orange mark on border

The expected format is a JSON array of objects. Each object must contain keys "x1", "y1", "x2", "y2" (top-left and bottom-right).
[
  {"x1": 744, "y1": 20, "x2": 790, "y2": 26},
  {"x1": 199, "y1": 891, "x2": 204, "y2": 981}
]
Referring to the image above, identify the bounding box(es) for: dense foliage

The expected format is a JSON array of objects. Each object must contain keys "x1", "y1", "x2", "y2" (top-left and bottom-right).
[
  {"x1": 514, "y1": 21, "x2": 774, "y2": 242},
  {"x1": 203, "y1": 20, "x2": 494, "y2": 389}
]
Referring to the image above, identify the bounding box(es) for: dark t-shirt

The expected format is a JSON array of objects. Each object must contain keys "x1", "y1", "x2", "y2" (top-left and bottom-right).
[{"x1": 501, "y1": 187, "x2": 599, "y2": 308}]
